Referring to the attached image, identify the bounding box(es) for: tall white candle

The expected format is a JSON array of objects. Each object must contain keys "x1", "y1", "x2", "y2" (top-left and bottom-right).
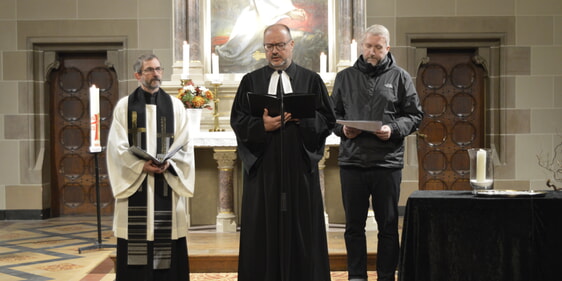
[
  {"x1": 320, "y1": 52, "x2": 327, "y2": 74},
  {"x1": 89, "y1": 85, "x2": 101, "y2": 152},
  {"x1": 476, "y1": 149, "x2": 486, "y2": 183},
  {"x1": 350, "y1": 39, "x2": 357, "y2": 62},
  {"x1": 212, "y1": 53, "x2": 219, "y2": 75},
  {"x1": 182, "y1": 41, "x2": 190, "y2": 79}
]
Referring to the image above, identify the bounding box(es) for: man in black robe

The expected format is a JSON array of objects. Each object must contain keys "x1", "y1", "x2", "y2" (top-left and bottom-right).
[{"x1": 230, "y1": 24, "x2": 336, "y2": 281}]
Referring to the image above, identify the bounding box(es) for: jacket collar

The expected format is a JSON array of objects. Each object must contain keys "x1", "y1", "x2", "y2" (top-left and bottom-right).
[{"x1": 355, "y1": 52, "x2": 394, "y2": 77}]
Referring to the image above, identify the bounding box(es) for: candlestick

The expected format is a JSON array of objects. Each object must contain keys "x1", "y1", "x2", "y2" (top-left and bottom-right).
[
  {"x1": 209, "y1": 81, "x2": 225, "y2": 132},
  {"x1": 476, "y1": 149, "x2": 486, "y2": 183},
  {"x1": 320, "y1": 52, "x2": 327, "y2": 74},
  {"x1": 182, "y1": 41, "x2": 190, "y2": 79},
  {"x1": 350, "y1": 39, "x2": 357, "y2": 62},
  {"x1": 89, "y1": 85, "x2": 102, "y2": 153}
]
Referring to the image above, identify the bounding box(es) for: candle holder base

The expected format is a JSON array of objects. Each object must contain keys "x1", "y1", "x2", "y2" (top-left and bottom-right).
[{"x1": 470, "y1": 180, "x2": 494, "y2": 194}]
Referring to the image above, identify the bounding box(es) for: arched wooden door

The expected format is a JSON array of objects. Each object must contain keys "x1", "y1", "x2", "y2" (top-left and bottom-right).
[
  {"x1": 416, "y1": 49, "x2": 487, "y2": 190},
  {"x1": 50, "y1": 52, "x2": 118, "y2": 216}
]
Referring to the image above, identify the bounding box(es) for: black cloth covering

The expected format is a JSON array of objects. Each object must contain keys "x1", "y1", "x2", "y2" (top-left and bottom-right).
[
  {"x1": 399, "y1": 190, "x2": 562, "y2": 281},
  {"x1": 230, "y1": 63, "x2": 336, "y2": 281}
]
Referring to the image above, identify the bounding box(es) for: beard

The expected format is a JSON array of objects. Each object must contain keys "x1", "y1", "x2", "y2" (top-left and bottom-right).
[
  {"x1": 268, "y1": 55, "x2": 289, "y2": 70},
  {"x1": 142, "y1": 78, "x2": 161, "y2": 91}
]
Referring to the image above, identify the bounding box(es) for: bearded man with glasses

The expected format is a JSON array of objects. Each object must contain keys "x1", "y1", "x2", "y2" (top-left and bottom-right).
[
  {"x1": 230, "y1": 24, "x2": 335, "y2": 281},
  {"x1": 107, "y1": 54, "x2": 195, "y2": 281}
]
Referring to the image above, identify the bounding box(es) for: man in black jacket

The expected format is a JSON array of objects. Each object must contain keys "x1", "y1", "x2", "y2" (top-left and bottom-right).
[{"x1": 331, "y1": 24, "x2": 423, "y2": 281}]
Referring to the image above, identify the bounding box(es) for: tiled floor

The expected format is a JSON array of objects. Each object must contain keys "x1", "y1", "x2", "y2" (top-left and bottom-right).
[
  {"x1": 0, "y1": 216, "x2": 116, "y2": 281},
  {"x1": 0, "y1": 216, "x2": 393, "y2": 281}
]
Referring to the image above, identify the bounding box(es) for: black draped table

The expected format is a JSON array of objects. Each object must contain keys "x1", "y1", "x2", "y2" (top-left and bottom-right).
[{"x1": 398, "y1": 190, "x2": 562, "y2": 281}]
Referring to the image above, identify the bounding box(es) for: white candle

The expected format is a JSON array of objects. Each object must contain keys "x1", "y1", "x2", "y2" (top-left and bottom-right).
[
  {"x1": 212, "y1": 53, "x2": 219, "y2": 76},
  {"x1": 182, "y1": 41, "x2": 190, "y2": 79},
  {"x1": 89, "y1": 85, "x2": 101, "y2": 152},
  {"x1": 350, "y1": 39, "x2": 357, "y2": 62},
  {"x1": 476, "y1": 149, "x2": 486, "y2": 183},
  {"x1": 320, "y1": 52, "x2": 327, "y2": 74}
]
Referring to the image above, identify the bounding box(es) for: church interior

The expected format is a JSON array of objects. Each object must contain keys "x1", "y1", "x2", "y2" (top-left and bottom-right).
[{"x1": 1, "y1": 0, "x2": 561, "y2": 280}]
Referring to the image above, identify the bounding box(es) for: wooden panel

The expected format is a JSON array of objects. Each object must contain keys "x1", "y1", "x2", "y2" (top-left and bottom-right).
[
  {"x1": 50, "y1": 53, "x2": 118, "y2": 216},
  {"x1": 417, "y1": 49, "x2": 486, "y2": 190}
]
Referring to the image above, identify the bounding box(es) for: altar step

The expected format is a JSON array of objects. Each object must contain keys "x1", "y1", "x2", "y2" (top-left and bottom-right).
[
  {"x1": 109, "y1": 252, "x2": 377, "y2": 273},
  {"x1": 188, "y1": 253, "x2": 377, "y2": 273},
  {"x1": 109, "y1": 227, "x2": 381, "y2": 273},
  {"x1": 182, "y1": 226, "x2": 380, "y2": 272}
]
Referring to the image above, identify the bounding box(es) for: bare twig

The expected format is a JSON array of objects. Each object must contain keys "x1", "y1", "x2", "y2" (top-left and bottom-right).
[
  {"x1": 546, "y1": 179, "x2": 558, "y2": 191},
  {"x1": 537, "y1": 138, "x2": 562, "y2": 189}
]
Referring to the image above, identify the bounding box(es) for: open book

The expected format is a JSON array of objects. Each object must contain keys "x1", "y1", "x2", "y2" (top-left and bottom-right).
[
  {"x1": 336, "y1": 120, "x2": 383, "y2": 132},
  {"x1": 247, "y1": 92, "x2": 316, "y2": 118},
  {"x1": 128, "y1": 145, "x2": 182, "y2": 166}
]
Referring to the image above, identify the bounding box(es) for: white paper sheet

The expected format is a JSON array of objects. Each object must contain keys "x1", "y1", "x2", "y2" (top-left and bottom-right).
[{"x1": 336, "y1": 120, "x2": 383, "y2": 132}]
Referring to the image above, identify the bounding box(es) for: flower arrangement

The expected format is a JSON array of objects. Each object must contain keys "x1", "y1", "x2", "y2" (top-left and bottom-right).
[{"x1": 176, "y1": 80, "x2": 214, "y2": 109}]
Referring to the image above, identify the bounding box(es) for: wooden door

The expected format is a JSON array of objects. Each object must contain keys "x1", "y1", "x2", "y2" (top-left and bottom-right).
[
  {"x1": 50, "y1": 53, "x2": 118, "y2": 216},
  {"x1": 416, "y1": 49, "x2": 487, "y2": 190}
]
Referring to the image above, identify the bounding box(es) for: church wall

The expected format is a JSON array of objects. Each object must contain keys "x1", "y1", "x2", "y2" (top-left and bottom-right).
[
  {"x1": 0, "y1": 0, "x2": 177, "y2": 219},
  {"x1": 0, "y1": 0, "x2": 561, "y2": 221},
  {"x1": 365, "y1": 0, "x2": 562, "y2": 195}
]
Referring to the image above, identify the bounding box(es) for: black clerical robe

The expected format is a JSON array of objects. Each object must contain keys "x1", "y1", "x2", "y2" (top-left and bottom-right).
[{"x1": 230, "y1": 63, "x2": 336, "y2": 281}]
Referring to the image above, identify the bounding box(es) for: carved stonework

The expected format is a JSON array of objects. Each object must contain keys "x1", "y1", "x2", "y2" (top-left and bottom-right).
[
  {"x1": 213, "y1": 148, "x2": 237, "y2": 169},
  {"x1": 213, "y1": 148, "x2": 238, "y2": 232}
]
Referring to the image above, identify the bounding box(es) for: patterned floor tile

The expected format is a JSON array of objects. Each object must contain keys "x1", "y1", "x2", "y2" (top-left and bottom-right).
[{"x1": 0, "y1": 216, "x2": 395, "y2": 280}]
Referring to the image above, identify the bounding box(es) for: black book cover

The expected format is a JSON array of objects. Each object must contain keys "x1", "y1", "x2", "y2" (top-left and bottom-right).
[
  {"x1": 247, "y1": 92, "x2": 316, "y2": 118},
  {"x1": 129, "y1": 145, "x2": 182, "y2": 166}
]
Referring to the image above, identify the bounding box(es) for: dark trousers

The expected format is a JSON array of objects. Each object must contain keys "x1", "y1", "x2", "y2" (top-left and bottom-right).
[{"x1": 340, "y1": 166, "x2": 401, "y2": 281}]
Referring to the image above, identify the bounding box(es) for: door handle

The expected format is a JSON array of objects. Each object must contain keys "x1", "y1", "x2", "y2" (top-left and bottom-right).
[{"x1": 416, "y1": 132, "x2": 427, "y2": 139}]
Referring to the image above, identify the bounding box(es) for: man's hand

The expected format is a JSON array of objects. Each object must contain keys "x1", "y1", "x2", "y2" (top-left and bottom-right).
[
  {"x1": 143, "y1": 160, "x2": 169, "y2": 174},
  {"x1": 374, "y1": 125, "x2": 392, "y2": 141},
  {"x1": 263, "y1": 108, "x2": 292, "y2": 132},
  {"x1": 343, "y1": 125, "x2": 362, "y2": 139}
]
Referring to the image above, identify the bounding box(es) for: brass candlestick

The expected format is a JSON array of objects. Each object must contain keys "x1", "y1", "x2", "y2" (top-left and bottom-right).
[
  {"x1": 180, "y1": 78, "x2": 192, "y2": 87},
  {"x1": 209, "y1": 81, "x2": 224, "y2": 132}
]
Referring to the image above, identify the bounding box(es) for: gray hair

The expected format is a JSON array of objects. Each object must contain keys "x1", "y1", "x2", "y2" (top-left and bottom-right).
[
  {"x1": 133, "y1": 54, "x2": 159, "y2": 73},
  {"x1": 362, "y1": 24, "x2": 390, "y2": 46}
]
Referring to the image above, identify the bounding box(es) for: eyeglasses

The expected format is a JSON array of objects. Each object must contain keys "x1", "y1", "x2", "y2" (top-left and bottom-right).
[
  {"x1": 141, "y1": 67, "x2": 164, "y2": 74},
  {"x1": 263, "y1": 40, "x2": 292, "y2": 52}
]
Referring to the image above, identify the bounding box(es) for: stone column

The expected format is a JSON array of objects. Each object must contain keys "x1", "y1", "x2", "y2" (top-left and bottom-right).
[{"x1": 213, "y1": 147, "x2": 238, "y2": 232}]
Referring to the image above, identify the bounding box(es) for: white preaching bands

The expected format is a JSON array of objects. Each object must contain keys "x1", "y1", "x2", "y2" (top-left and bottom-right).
[{"x1": 267, "y1": 71, "x2": 293, "y2": 95}]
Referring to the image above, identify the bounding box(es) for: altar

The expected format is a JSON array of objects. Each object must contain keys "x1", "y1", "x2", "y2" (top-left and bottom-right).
[{"x1": 188, "y1": 131, "x2": 343, "y2": 232}]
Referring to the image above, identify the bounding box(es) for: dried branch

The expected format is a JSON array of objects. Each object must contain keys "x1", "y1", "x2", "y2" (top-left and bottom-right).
[{"x1": 537, "y1": 139, "x2": 562, "y2": 190}]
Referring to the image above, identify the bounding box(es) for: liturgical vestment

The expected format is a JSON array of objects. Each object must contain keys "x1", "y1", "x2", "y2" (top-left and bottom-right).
[{"x1": 107, "y1": 88, "x2": 195, "y2": 281}]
